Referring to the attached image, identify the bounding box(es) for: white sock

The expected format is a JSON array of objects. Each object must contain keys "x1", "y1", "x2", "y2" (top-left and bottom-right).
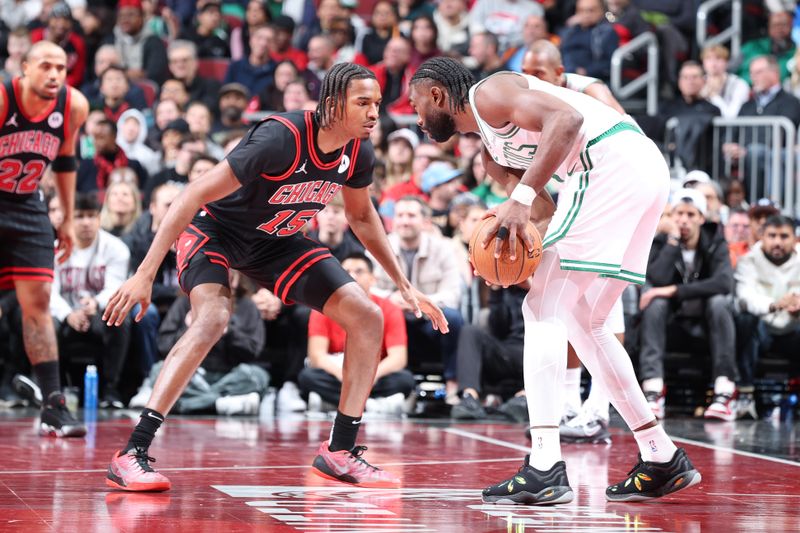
[
  {"x1": 583, "y1": 380, "x2": 610, "y2": 421},
  {"x1": 642, "y1": 377, "x2": 664, "y2": 393},
  {"x1": 714, "y1": 376, "x2": 736, "y2": 395},
  {"x1": 529, "y1": 427, "x2": 562, "y2": 470},
  {"x1": 634, "y1": 425, "x2": 677, "y2": 463},
  {"x1": 563, "y1": 368, "x2": 583, "y2": 414}
]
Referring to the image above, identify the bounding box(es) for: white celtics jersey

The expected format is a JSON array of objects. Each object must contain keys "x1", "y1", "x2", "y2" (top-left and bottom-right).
[
  {"x1": 468, "y1": 71, "x2": 623, "y2": 181},
  {"x1": 564, "y1": 72, "x2": 602, "y2": 93}
]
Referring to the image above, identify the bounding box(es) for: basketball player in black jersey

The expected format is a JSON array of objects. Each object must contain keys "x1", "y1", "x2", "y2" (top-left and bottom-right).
[
  {"x1": 0, "y1": 41, "x2": 89, "y2": 437},
  {"x1": 102, "y1": 63, "x2": 448, "y2": 492}
]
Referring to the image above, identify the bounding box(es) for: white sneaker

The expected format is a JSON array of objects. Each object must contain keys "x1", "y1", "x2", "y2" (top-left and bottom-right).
[
  {"x1": 277, "y1": 382, "x2": 307, "y2": 413},
  {"x1": 366, "y1": 393, "x2": 406, "y2": 416},
  {"x1": 128, "y1": 384, "x2": 153, "y2": 409},
  {"x1": 215, "y1": 392, "x2": 261, "y2": 416}
]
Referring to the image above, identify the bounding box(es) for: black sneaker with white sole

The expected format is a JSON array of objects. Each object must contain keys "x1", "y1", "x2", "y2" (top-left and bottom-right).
[
  {"x1": 606, "y1": 448, "x2": 701, "y2": 502},
  {"x1": 12, "y1": 374, "x2": 43, "y2": 408},
  {"x1": 40, "y1": 392, "x2": 87, "y2": 438},
  {"x1": 482, "y1": 456, "x2": 574, "y2": 505}
]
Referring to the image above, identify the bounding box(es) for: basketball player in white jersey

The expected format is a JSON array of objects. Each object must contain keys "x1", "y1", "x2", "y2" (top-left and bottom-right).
[
  {"x1": 409, "y1": 57, "x2": 701, "y2": 504},
  {"x1": 522, "y1": 39, "x2": 629, "y2": 443}
]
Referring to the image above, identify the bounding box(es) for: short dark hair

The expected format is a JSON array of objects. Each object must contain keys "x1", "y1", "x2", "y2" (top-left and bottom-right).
[
  {"x1": 96, "y1": 117, "x2": 117, "y2": 135},
  {"x1": 410, "y1": 57, "x2": 476, "y2": 113},
  {"x1": 763, "y1": 214, "x2": 795, "y2": 231},
  {"x1": 342, "y1": 252, "x2": 374, "y2": 272},
  {"x1": 680, "y1": 60, "x2": 705, "y2": 75},
  {"x1": 100, "y1": 64, "x2": 128, "y2": 83},
  {"x1": 315, "y1": 62, "x2": 377, "y2": 129},
  {"x1": 190, "y1": 154, "x2": 219, "y2": 173},
  {"x1": 728, "y1": 207, "x2": 749, "y2": 218},
  {"x1": 75, "y1": 192, "x2": 101, "y2": 213}
]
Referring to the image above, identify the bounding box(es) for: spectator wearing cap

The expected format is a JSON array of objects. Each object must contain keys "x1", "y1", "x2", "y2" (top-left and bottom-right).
[
  {"x1": 80, "y1": 44, "x2": 148, "y2": 109},
  {"x1": 558, "y1": 0, "x2": 618, "y2": 82},
  {"x1": 230, "y1": 0, "x2": 272, "y2": 61},
  {"x1": 422, "y1": 161, "x2": 463, "y2": 235},
  {"x1": 638, "y1": 188, "x2": 738, "y2": 421},
  {"x1": 167, "y1": 40, "x2": 222, "y2": 113},
  {"x1": 212, "y1": 83, "x2": 251, "y2": 144},
  {"x1": 370, "y1": 36, "x2": 414, "y2": 114},
  {"x1": 178, "y1": 0, "x2": 230, "y2": 59},
  {"x1": 106, "y1": 0, "x2": 169, "y2": 84},
  {"x1": 748, "y1": 198, "x2": 781, "y2": 244},
  {"x1": 681, "y1": 170, "x2": 726, "y2": 225},
  {"x1": 224, "y1": 25, "x2": 277, "y2": 97},
  {"x1": 734, "y1": 215, "x2": 800, "y2": 417},
  {"x1": 269, "y1": 15, "x2": 308, "y2": 71},
  {"x1": 30, "y1": 2, "x2": 87, "y2": 87}
]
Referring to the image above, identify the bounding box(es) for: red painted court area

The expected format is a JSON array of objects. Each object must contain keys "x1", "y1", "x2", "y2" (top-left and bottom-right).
[{"x1": 1, "y1": 413, "x2": 798, "y2": 532}]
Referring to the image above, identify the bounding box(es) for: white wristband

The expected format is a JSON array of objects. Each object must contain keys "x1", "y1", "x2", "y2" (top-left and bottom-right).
[{"x1": 510, "y1": 183, "x2": 537, "y2": 206}]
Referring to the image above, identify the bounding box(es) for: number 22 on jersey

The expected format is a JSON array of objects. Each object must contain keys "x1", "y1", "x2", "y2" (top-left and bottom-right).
[{"x1": 0, "y1": 158, "x2": 46, "y2": 194}]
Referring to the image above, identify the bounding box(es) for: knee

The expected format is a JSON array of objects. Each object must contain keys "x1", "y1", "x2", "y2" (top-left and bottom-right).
[
  {"x1": 193, "y1": 303, "x2": 231, "y2": 341},
  {"x1": 342, "y1": 297, "x2": 383, "y2": 337},
  {"x1": 641, "y1": 297, "x2": 669, "y2": 319},
  {"x1": 19, "y1": 284, "x2": 51, "y2": 316},
  {"x1": 706, "y1": 294, "x2": 732, "y2": 318}
]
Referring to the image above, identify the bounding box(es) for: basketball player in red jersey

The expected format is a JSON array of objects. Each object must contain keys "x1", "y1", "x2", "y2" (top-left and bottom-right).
[
  {"x1": 102, "y1": 63, "x2": 448, "y2": 492},
  {"x1": 0, "y1": 41, "x2": 89, "y2": 436}
]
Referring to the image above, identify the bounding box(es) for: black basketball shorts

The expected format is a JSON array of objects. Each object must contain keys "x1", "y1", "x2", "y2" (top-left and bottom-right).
[
  {"x1": 0, "y1": 191, "x2": 55, "y2": 289},
  {"x1": 176, "y1": 212, "x2": 353, "y2": 312}
]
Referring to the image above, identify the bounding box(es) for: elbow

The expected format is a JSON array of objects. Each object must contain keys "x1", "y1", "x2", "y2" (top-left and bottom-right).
[{"x1": 564, "y1": 110, "x2": 584, "y2": 136}]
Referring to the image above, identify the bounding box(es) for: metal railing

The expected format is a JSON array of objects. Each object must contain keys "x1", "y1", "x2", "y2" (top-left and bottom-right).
[
  {"x1": 664, "y1": 116, "x2": 797, "y2": 217},
  {"x1": 697, "y1": 0, "x2": 742, "y2": 63},
  {"x1": 609, "y1": 31, "x2": 659, "y2": 116}
]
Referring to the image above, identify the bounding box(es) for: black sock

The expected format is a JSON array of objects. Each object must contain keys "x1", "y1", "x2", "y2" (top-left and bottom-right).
[
  {"x1": 33, "y1": 361, "x2": 61, "y2": 400},
  {"x1": 328, "y1": 411, "x2": 361, "y2": 452},
  {"x1": 124, "y1": 408, "x2": 165, "y2": 453}
]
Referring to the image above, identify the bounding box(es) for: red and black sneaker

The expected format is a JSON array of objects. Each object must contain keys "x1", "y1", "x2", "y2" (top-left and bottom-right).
[
  {"x1": 606, "y1": 448, "x2": 701, "y2": 502},
  {"x1": 40, "y1": 392, "x2": 86, "y2": 438},
  {"x1": 311, "y1": 442, "x2": 401, "y2": 488},
  {"x1": 106, "y1": 447, "x2": 171, "y2": 492}
]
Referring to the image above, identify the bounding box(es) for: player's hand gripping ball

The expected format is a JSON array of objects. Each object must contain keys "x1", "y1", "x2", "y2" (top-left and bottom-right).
[{"x1": 469, "y1": 216, "x2": 543, "y2": 286}]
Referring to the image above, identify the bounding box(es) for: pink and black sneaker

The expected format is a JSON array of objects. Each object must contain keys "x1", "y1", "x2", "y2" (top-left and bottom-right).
[
  {"x1": 311, "y1": 442, "x2": 401, "y2": 488},
  {"x1": 106, "y1": 447, "x2": 171, "y2": 492}
]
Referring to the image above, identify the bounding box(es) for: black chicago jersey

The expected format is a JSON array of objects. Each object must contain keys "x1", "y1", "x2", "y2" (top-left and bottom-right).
[
  {"x1": 0, "y1": 78, "x2": 68, "y2": 196},
  {"x1": 207, "y1": 110, "x2": 374, "y2": 245}
]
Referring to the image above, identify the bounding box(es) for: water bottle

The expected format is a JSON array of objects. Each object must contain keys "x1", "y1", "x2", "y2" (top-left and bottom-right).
[{"x1": 84, "y1": 365, "x2": 98, "y2": 411}]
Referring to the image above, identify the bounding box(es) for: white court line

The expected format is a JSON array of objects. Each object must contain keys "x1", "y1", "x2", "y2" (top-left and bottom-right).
[
  {"x1": 443, "y1": 428, "x2": 530, "y2": 452},
  {"x1": 670, "y1": 436, "x2": 800, "y2": 468},
  {"x1": 445, "y1": 428, "x2": 800, "y2": 468},
  {"x1": 0, "y1": 456, "x2": 522, "y2": 476}
]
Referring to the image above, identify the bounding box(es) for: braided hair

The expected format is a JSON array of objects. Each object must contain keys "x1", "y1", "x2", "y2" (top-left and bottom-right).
[
  {"x1": 410, "y1": 57, "x2": 475, "y2": 113},
  {"x1": 315, "y1": 62, "x2": 377, "y2": 129}
]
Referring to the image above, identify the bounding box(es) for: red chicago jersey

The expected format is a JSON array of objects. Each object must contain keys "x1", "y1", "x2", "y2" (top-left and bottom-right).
[{"x1": 206, "y1": 110, "x2": 374, "y2": 244}]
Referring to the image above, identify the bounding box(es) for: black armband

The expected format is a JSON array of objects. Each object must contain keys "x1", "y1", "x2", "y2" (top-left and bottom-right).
[{"x1": 51, "y1": 155, "x2": 77, "y2": 172}]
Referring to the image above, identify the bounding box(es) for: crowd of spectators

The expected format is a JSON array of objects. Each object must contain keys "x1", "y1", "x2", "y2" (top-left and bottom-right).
[{"x1": 0, "y1": 0, "x2": 797, "y2": 423}]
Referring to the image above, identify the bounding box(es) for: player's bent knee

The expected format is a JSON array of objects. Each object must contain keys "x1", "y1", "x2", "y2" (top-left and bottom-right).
[{"x1": 193, "y1": 306, "x2": 231, "y2": 340}]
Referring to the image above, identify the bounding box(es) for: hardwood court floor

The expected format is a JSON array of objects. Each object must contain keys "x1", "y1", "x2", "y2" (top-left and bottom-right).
[{"x1": 1, "y1": 409, "x2": 798, "y2": 532}]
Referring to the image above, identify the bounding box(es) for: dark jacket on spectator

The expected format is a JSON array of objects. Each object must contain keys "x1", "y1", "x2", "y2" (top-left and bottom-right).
[
  {"x1": 738, "y1": 87, "x2": 800, "y2": 127},
  {"x1": 646, "y1": 222, "x2": 733, "y2": 304},
  {"x1": 158, "y1": 294, "x2": 264, "y2": 374},
  {"x1": 79, "y1": 81, "x2": 148, "y2": 111},
  {"x1": 103, "y1": 33, "x2": 170, "y2": 85},
  {"x1": 122, "y1": 212, "x2": 179, "y2": 308},
  {"x1": 487, "y1": 286, "x2": 526, "y2": 344},
  {"x1": 559, "y1": 21, "x2": 619, "y2": 82},
  {"x1": 186, "y1": 75, "x2": 222, "y2": 114}
]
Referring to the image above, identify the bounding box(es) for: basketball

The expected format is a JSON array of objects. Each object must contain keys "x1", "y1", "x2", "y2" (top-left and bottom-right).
[{"x1": 469, "y1": 216, "x2": 543, "y2": 286}]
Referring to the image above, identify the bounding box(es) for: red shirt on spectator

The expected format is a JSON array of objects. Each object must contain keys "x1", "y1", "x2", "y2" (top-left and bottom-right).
[
  {"x1": 308, "y1": 294, "x2": 407, "y2": 359},
  {"x1": 270, "y1": 48, "x2": 309, "y2": 71}
]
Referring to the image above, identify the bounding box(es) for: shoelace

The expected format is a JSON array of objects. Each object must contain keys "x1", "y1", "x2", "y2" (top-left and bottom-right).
[
  {"x1": 130, "y1": 447, "x2": 158, "y2": 473},
  {"x1": 349, "y1": 446, "x2": 380, "y2": 472}
]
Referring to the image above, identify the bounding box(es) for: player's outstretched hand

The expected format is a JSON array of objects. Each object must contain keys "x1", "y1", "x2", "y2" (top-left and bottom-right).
[
  {"x1": 481, "y1": 199, "x2": 534, "y2": 261},
  {"x1": 102, "y1": 272, "x2": 153, "y2": 326},
  {"x1": 400, "y1": 285, "x2": 449, "y2": 333}
]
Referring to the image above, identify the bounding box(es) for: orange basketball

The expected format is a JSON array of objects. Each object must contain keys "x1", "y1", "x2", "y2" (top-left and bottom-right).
[{"x1": 468, "y1": 216, "x2": 543, "y2": 286}]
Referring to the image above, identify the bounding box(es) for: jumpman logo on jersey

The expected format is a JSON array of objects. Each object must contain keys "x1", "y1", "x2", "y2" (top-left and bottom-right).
[
  {"x1": 295, "y1": 159, "x2": 308, "y2": 174},
  {"x1": 5, "y1": 112, "x2": 18, "y2": 127}
]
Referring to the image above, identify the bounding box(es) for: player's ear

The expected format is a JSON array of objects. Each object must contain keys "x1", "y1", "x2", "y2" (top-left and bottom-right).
[{"x1": 431, "y1": 86, "x2": 445, "y2": 107}]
